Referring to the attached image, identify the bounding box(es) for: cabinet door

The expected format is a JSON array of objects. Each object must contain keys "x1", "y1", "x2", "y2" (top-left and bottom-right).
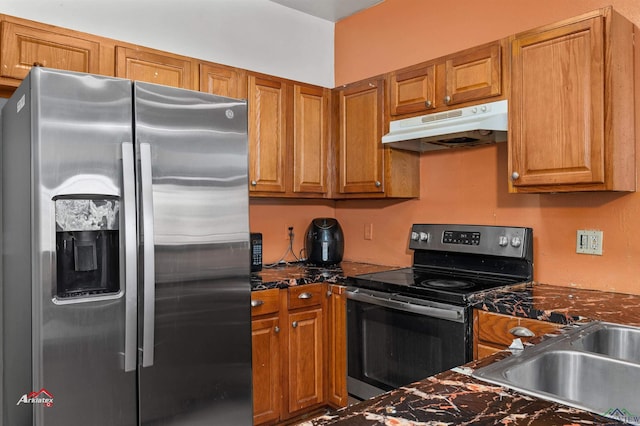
[
  {"x1": 510, "y1": 17, "x2": 605, "y2": 188},
  {"x1": 445, "y1": 42, "x2": 501, "y2": 106},
  {"x1": 248, "y1": 74, "x2": 287, "y2": 193},
  {"x1": 292, "y1": 84, "x2": 329, "y2": 194},
  {"x1": 0, "y1": 21, "x2": 100, "y2": 80},
  {"x1": 252, "y1": 316, "x2": 281, "y2": 425},
  {"x1": 288, "y1": 307, "x2": 324, "y2": 413},
  {"x1": 337, "y1": 78, "x2": 385, "y2": 194},
  {"x1": 199, "y1": 62, "x2": 245, "y2": 99},
  {"x1": 115, "y1": 46, "x2": 195, "y2": 89},
  {"x1": 389, "y1": 62, "x2": 436, "y2": 115},
  {"x1": 473, "y1": 310, "x2": 561, "y2": 360},
  {"x1": 326, "y1": 285, "x2": 348, "y2": 407}
]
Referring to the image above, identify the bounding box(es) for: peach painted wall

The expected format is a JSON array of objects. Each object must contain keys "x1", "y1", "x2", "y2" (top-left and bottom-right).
[
  {"x1": 334, "y1": 0, "x2": 640, "y2": 295},
  {"x1": 249, "y1": 199, "x2": 336, "y2": 264}
]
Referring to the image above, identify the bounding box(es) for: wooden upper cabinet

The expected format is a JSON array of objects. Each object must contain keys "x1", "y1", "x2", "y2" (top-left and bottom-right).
[
  {"x1": 248, "y1": 74, "x2": 330, "y2": 198},
  {"x1": 389, "y1": 62, "x2": 436, "y2": 115},
  {"x1": 248, "y1": 74, "x2": 288, "y2": 193},
  {"x1": 293, "y1": 84, "x2": 330, "y2": 194},
  {"x1": 335, "y1": 77, "x2": 419, "y2": 198},
  {"x1": 509, "y1": 7, "x2": 635, "y2": 192},
  {"x1": 0, "y1": 20, "x2": 101, "y2": 81},
  {"x1": 389, "y1": 40, "x2": 503, "y2": 117},
  {"x1": 199, "y1": 62, "x2": 246, "y2": 99},
  {"x1": 336, "y1": 77, "x2": 385, "y2": 194},
  {"x1": 444, "y1": 41, "x2": 501, "y2": 106},
  {"x1": 115, "y1": 46, "x2": 196, "y2": 89}
]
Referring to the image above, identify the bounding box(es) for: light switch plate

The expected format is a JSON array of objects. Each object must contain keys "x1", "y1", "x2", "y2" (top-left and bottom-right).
[{"x1": 576, "y1": 230, "x2": 603, "y2": 255}]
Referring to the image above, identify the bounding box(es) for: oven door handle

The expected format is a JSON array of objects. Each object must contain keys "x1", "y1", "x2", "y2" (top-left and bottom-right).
[{"x1": 346, "y1": 290, "x2": 464, "y2": 323}]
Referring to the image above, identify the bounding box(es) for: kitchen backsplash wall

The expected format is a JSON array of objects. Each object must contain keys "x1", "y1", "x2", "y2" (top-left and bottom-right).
[
  {"x1": 331, "y1": 0, "x2": 640, "y2": 295},
  {"x1": 249, "y1": 198, "x2": 335, "y2": 264}
]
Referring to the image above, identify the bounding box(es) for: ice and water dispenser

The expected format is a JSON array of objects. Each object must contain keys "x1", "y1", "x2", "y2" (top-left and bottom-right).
[{"x1": 55, "y1": 197, "x2": 120, "y2": 299}]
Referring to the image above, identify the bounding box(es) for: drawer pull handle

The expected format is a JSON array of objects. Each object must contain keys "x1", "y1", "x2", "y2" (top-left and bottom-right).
[
  {"x1": 298, "y1": 292, "x2": 313, "y2": 300},
  {"x1": 509, "y1": 326, "x2": 535, "y2": 337},
  {"x1": 251, "y1": 299, "x2": 264, "y2": 308}
]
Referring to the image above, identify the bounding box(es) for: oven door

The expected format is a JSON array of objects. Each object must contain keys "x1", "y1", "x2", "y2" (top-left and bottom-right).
[{"x1": 346, "y1": 287, "x2": 469, "y2": 400}]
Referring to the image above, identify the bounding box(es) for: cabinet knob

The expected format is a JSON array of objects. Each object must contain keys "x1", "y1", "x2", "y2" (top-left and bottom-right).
[
  {"x1": 251, "y1": 299, "x2": 264, "y2": 307},
  {"x1": 326, "y1": 290, "x2": 333, "y2": 297},
  {"x1": 444, "y1": 95, "x2": 451, "y2": 104},
  {"x1": 425, "y1": 100, "x2": 432, "y2": 108},
  {"x1": 292, "y1": 321, "x2": 298, "y2": 328},
  {"x1": 375, "y1": 181, "x2": 381, "y2": 188},
  {"x1": 274, "y1": 326, "x2": 280, "y2": 333},
  {"x1": 511, "y1": 172, "x2": 520, "y2": 181},
  {"x1": 250, "y1": 180, "x2": 257, "y2": 186},
  {"x1": 509, "y1": 326, "x2": 535, "y2": 337}
]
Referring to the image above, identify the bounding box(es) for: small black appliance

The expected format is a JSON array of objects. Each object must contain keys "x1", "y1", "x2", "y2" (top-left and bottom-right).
[{"x1": 304, "y1": 218, "x2": 344, "y2": 265}]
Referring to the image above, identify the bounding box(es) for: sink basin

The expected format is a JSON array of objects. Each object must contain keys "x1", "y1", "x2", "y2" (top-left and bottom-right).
[
  {"x1": 472, "y1": 321, "x2": 640, "y2": 424},
  {"x1": 570, "y1": 323, "x2": 640, "y2": 363},
  {"x1": 498, "y1": 350, "x2": 640, "y2": 413}
]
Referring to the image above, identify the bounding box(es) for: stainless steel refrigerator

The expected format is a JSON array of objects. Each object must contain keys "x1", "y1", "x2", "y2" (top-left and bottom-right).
[{"x1": 1, "y1": 67, "x2": 253, "y2": 425}]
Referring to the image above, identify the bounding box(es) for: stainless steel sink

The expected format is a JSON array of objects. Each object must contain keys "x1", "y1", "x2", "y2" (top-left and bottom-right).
[
  {"x1": 570, "y1": 323, "x2": 640, "y2": 363},
  {"x1": 472, "y1": 321, "x2": 640, "y2": 424}
]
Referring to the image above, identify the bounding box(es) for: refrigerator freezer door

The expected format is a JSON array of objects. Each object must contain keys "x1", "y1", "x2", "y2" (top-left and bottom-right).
[
  {"x1": 134, "y1": 82, "x2": 252, "y2": 425},
  {"x1": 1, "y1": 68, "x2": 138, "y2": 425}
]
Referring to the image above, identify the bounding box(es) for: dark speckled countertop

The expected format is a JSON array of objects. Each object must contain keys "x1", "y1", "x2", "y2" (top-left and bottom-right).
[
  {"x1": 250, "y1": 261, "x2": 396, "y2": 290},
  {"x1": 256, "y1": 263, "x2": 640, "y2": 425}
]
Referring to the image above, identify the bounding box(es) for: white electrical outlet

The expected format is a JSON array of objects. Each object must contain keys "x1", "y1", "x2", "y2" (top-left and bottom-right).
[{"x1": 576, "y1": 230, "x2": 603, "y2": 255}]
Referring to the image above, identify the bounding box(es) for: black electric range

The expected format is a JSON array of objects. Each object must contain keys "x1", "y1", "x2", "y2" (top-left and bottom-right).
[
  {"x1": 351, "y1": 224, "x2": 534, "y2": 305},
  {"x1": 346, "y1": 224, "x2": 533, "y2": 400}
]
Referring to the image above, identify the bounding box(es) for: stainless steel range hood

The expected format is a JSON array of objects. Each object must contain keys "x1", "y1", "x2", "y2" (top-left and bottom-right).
[{"x1": 382, "y1": 99, "x2": 508, "y2": 152}]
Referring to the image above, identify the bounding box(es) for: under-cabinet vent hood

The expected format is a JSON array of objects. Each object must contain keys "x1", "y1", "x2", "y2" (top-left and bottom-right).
[{"x1": 382, "y1": 99, "x2": 508, "y2": 152}]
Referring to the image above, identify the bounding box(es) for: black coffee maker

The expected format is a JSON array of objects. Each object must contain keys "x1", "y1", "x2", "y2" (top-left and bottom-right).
[{"x1": 305, "y1": 218, "x2": 344, "y2": 265}]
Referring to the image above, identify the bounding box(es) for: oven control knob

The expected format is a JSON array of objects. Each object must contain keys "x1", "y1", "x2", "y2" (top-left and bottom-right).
[
  {"x1": 419, "y1": 232, "x2": 429, "y2": 242},
  {"x1": 511, "y1": 236, "x2": 522, "y2": 248},
  {"x1": 411, "y1": 231, "x2": 419, "y2": 241},
  {"x1": 498, "y1": 236, "x2": 509, "y2": 247}
]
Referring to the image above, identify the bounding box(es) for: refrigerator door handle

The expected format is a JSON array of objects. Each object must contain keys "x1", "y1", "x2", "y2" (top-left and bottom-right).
[
  {"x1": 140, "y1": 142, "x2": 156, "y2": 368},
  {"x1": 122, "y1": 142, "x2": 138, "y2": 372}
]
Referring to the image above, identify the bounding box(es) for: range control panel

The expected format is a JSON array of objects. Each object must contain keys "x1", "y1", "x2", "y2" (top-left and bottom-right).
[
  {"x1": 442, "y1": 230, "x2": 481, "y2": 245},
  {"x1": 409, "y1": 224, "x2": 531, "y2": 258}
]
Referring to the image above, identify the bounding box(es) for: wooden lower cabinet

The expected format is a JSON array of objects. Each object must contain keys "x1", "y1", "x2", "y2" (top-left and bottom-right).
[
  {"x1": 287, "y1": 307, "x2": 324, "y2": 414},
  {"x1": 252, "y1": 316, "x2": 281, "y2": 425},
  {"x1": 473, "y1": 309, "x2": 563, "y2": 360},
  {"x1": 252, "y1": 283, "x2": 342, "y2": 425},
  {"x1": 326, "y1": 284, "x2": 348, "y2": 407}
]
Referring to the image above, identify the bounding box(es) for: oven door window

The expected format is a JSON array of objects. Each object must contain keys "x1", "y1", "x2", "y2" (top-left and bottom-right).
[{"x1": 347, "y1": 298, "x2": 467, "y2": 394}]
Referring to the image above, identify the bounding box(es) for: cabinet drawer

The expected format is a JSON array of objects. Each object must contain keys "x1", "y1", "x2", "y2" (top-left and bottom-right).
[
  {"x1": 251, "y1": 288, "x2": 280, "y2": 317},
  {"x1": 476, "y1": 310, "x2": 561, "y2": 347},
  {"x1": 288, "y1": 284, "x2": 323, "y2": 310}
]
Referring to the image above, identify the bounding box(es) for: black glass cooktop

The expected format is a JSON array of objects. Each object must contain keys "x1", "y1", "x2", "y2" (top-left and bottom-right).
[{"x1": 352, "y1": 267, "x2": 525, "y2": 305}]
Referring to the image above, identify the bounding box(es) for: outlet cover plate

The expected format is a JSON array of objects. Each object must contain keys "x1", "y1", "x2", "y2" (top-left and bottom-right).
[{"x1": 576, "y1": 230, "x2": 603, "y2": 255}]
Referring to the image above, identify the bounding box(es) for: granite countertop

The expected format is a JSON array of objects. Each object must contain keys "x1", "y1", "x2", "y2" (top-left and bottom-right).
[
  {"x1": 256, "y1": 263, "x2": 640, "y2": 425},
  {"x1": 302, "y1": 280, "x2": 640, "y2": 425},
  {"x1": 250, "y1": 261, "x2": 397, "y2": 291}
]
